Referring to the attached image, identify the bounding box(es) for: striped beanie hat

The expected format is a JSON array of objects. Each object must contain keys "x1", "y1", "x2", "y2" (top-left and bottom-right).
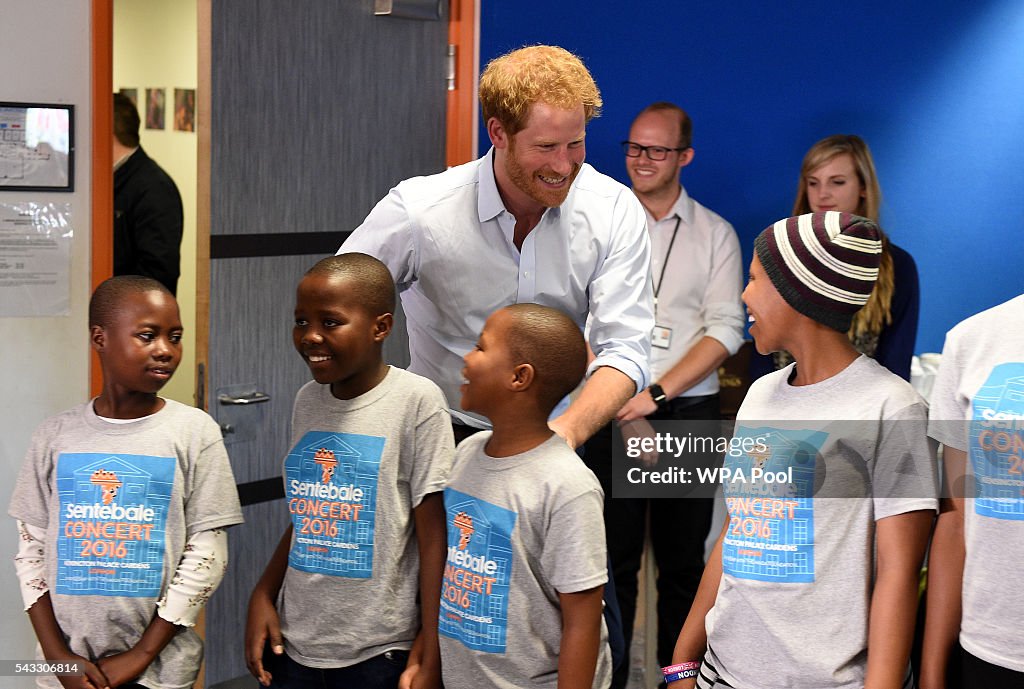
[{"x1": 754, "y1": 211, "x2": 882, "y2": 332}]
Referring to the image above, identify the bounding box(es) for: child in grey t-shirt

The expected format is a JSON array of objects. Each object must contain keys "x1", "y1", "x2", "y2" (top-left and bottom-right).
[
  {"x1": 922, "y1": 294, "x2": 1024, "y2": 688},
  {"x1": 9, "y1": 276, "x2": 243, "y2": 689},
  {"x1": 245, "y1": 254, "x2": 454, "y2": 689},
  {"x1": 668, "y1": 213, "x2": 936, "y2": 689},
  {"x1": 439, "y1": 303, "x2": 611, "y2": 689}
]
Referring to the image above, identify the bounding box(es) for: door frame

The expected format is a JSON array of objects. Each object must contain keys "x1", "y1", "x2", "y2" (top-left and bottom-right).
[
  {"x1": 90, "y1": 0, "x2": 113, "y2": 398},
  {"x1": 196, "y1": 0, "x2": 212, "y2": 411},
  {"x1": 447, "y1": 0, "x2": 478, "y2": 167}
]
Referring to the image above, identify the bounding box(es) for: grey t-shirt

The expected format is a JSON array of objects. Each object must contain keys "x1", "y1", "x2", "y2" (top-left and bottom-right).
[
  {"x1": 8, "y1": 399, "x2": 243, "y2": 689},
  {"x1": 439, "y1": 432, "x2": 611, "y2": 689},
  {"x1": 278, "y1": 366, "x2": 454, "y2": 667},
  {"x1": 706, "y1": 356, "x2": 937, "y2": 689},
  {"x1": 929, "y1": 294, "x2": 1024, "y2": 672}
]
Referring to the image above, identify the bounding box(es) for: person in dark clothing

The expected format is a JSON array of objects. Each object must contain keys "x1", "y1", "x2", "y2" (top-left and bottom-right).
[{"x1": 113, "y1": 93, "x2": 183, "y2": 294}]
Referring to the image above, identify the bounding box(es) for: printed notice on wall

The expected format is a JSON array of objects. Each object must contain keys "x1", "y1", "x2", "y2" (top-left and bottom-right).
[{"x1": 0, "y1": 202, "x2": 72, "y2": 316}]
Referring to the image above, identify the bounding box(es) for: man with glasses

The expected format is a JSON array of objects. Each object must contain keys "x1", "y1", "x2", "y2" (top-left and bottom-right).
[
  {"x1": 339, "y1": 46, "x2": 654, "y2": 451},
  {"x1": 588, "y1": 102, "x2": 744, "y2": 689}
]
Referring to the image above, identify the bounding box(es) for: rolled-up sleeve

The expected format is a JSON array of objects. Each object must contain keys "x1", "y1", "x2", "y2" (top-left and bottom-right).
[
  {"x1": 702, "y1": 221, "x2": 746, "y2": 356},
  {"x1": 586, "y1": 190, "x2": 654, "y2": 393}
]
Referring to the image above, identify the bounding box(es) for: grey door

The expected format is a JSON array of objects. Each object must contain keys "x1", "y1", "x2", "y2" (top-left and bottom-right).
[{"x1": 203, "y1": 1, "x2": 447, "y2": 684}]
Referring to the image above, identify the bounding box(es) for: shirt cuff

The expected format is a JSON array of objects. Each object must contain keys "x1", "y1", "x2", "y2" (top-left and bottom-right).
[
  {"x1": 704, "y1": 323, "x2": 745, "y2": 357},
  {"x1": 157, "y1": 528, "x2": 229, "y2": 627},
  {"x1": 587, "y1": 353, "x2": 648, "y2": 394},
  {"x1": 15, "y1": 520, "x2": 49, "y2": 611}
]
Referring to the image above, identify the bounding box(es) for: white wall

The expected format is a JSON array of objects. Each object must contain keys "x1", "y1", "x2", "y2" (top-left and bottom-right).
[
  {"x1": 0, "y1": 0, "x2": 93, "y2": 680},
  {"x1": 114, "y1": 0, "x2": 198, "y2": 406}
]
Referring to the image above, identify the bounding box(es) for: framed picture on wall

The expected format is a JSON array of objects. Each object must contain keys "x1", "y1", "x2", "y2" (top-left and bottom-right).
[
  {"x1": 0, "y1": 101, "x2": 74, "y2": 192},
  {"x1": 145, "y1": 88, "x2": 165, "y2": 130},
  {"x1": 174, "y1": 89, "x2": 195, "y2": 132}
]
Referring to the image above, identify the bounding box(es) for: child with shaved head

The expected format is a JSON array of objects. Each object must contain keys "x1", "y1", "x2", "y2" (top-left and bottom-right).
[
  {"x1": 439, "y1": 303, "x2": 610, "y2": 689},
  {"x1": 246, "y1": 253, "x2": 454, "y2": 689}
]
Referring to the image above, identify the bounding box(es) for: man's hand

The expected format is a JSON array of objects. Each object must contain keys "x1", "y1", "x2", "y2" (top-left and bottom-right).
[
  {"x1": 550, "y1": 367, "x2": 637, "y2": 448},
  {"x1": 616, "y1": 388, "x2": 658, "y2": 422},
  {"x1": 245, "y1": 590, "x2": 284, "y2": 686},
  {"x1": 618, "y1": 418, "x2": 660, "y2": 468},
  {"x1": 548, "y1": 417, "x2": 580, "y2": 450}
]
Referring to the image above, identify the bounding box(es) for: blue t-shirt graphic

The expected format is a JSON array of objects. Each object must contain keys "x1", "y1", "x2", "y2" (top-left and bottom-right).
[
  {"x1": 721, "y1": 427, "x2": 825, "y2": 584},
  {"x1": 285, "y1": 430, "x2": 385, "y2": 577},
  {"x1": 969, "y1": 363, "x2": 1024, "y2": 521},
  {"x1": 56, "y1": 452, "x2": 173, "y2": 597},
  {"x1": 439, "y1": 487, "x2": 517, "y2": 653}
]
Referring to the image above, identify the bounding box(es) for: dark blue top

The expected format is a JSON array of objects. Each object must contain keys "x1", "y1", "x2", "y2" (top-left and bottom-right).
[{"x1": 874, "y1": 243, "x2": 919, "y2": 381}]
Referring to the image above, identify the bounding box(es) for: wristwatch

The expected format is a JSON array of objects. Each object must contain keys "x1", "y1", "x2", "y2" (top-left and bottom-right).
[{"x1": 648, "y1": 383, "x2": 668, "y2": 408}]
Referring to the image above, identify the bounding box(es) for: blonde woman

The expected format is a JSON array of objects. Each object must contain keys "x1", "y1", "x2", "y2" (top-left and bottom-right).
[{"x1": 754, "y1": 135, "x2": 920, "y2": 380}]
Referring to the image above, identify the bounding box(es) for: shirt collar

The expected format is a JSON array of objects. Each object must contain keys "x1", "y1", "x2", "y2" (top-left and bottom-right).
[
  {"x1": 478, "y1": 147, "x2": 505, "y2": 222},
  {"x1": 662, "y1": 183, "x2": 695, "y2": 226},
  {"x1": 477, "y1": 147, "x2": 565, "y2": 224}
]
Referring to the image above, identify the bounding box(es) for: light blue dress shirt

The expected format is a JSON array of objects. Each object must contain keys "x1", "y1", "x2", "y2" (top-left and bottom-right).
[{"x1": 341, "y1": 148, "x2": 654, "y2": 426}]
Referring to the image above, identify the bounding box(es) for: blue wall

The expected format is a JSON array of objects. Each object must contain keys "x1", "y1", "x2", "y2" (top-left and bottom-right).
[{"x1": 480, "y1": 0, "x2": 1024, "y2": 354}]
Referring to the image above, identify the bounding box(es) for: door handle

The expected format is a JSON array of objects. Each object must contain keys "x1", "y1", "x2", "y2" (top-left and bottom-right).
[{"x1": 218, "y1": 391, "x2": 271, "y2": 405}]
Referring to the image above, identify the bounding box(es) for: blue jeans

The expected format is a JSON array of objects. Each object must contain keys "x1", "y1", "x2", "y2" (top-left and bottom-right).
[{"x1": 265, "y1": 649, "x2": 409, "y2": 689}]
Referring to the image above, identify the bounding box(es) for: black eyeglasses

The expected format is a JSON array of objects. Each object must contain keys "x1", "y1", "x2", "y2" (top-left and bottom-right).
[{"x1": 621, "y1": 141, "x2": 688, "y2": 161}]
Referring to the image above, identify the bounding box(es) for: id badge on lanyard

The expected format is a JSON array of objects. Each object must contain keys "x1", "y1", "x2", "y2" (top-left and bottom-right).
[{"x1": 652, "y1": 324, "x2": 673, "y2": 349}]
